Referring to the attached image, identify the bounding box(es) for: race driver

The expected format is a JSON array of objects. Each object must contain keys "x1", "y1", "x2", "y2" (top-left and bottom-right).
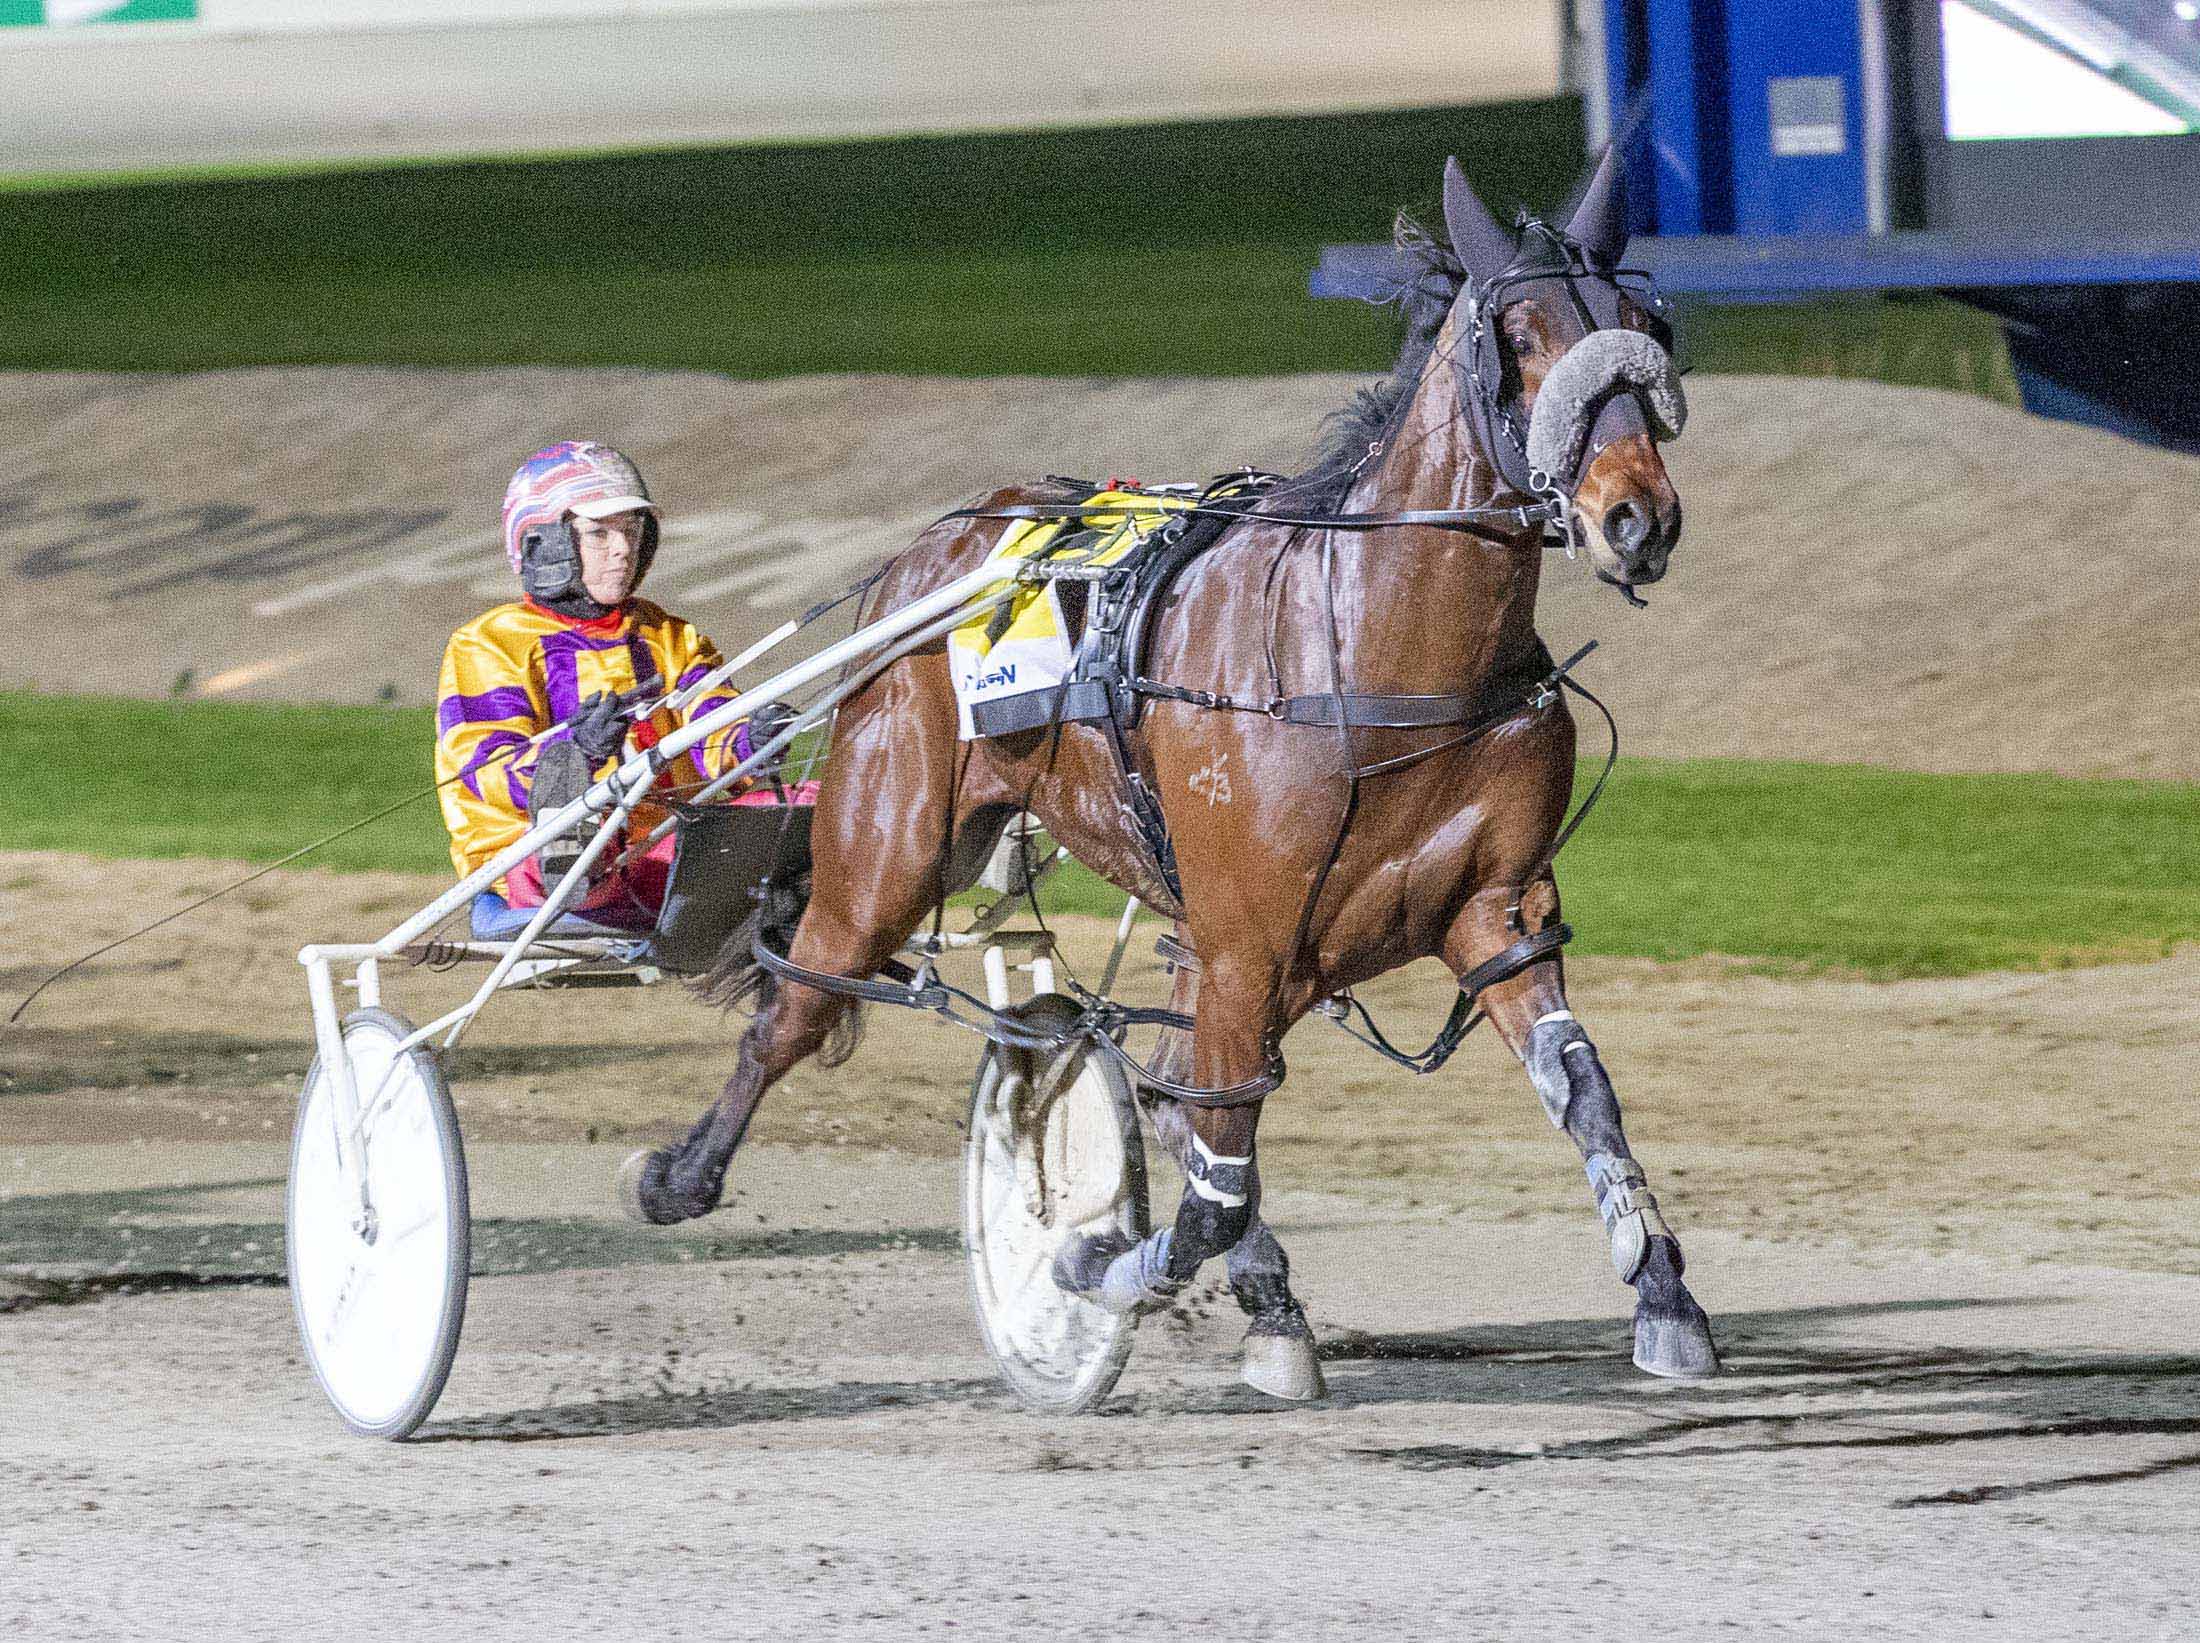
[{"x1": 433, "y1": 440, "x2": 791, "y2": 930}]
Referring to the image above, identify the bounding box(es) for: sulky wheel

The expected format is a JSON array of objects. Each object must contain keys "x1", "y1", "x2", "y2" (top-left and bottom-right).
[
  {"x1": 962, "y1": 995, "x2": 1149, "y2": 1414},
  {"x1": 287, "y1": 1007, "x2": 471, "y2": 1440}
]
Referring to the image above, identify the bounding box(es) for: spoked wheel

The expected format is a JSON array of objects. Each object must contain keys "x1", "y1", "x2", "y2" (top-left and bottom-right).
[
  {"x1": 287, "y1": 1007, "x2": 470, "y2": 1440},
  {"x1": 963, "y1": 995, "x2": 1149, "y2": 1414}
]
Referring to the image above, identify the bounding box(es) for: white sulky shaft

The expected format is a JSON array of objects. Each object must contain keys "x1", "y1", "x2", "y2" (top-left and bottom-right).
[{"x1": 660, "y1": 617, "x2": 798, "y2": 717}]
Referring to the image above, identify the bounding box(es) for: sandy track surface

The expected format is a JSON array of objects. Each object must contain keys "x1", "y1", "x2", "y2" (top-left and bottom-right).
[
  {"x1": 6, "y1": 1147, "x2": 2199, "y2": 1641},
  {"x1": 7, "y1": 367, "x2": 2200, "y2": 778},
  {"x1": 7, "y1": 849, "x2": 2199, "y2": 1274},
  {"x1": 5, "y1": 850, "x2": 2200, "y2": 1638}
]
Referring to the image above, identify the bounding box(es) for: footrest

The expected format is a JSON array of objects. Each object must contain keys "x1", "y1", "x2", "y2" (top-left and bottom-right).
[{"x1": 469, "y1": 891, "x2": 647, "y2": 941}]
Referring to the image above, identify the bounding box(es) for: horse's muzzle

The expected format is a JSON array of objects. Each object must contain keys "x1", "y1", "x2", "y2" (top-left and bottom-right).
[{"x1": 1601, "y1": 495, "x2": 1679, "y2": 584}]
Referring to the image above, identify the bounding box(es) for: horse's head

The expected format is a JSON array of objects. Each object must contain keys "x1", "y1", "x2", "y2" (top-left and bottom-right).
[{"x1": 1437, "y1": 152, "x2": 1686, "y2": 596}]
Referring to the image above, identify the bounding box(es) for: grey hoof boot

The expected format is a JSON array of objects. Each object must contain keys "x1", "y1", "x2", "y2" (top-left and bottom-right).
[
  {"x1": 1096, "y1": 1230, "x2": 1181, "y2": 1317},
  {"x1": 1633, "y1": 1297, "x2": 1722, "y2": 1379},
  {"x1": 1052, "y1": 1229, "x2": 1135, "y2": 1296},
  {"x1": 1241, "y1": 1325, "x2": 1327, "y2": 1401}
]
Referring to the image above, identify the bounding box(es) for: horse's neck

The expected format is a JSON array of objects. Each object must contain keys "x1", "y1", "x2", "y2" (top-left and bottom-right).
[{"x1": 1336, "y1": 317, "x2": 1542, "y2": 680}]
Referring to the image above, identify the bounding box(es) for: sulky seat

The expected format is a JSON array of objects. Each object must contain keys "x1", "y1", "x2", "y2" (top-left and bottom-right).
[
  {"x1": 639, "y1": 793, "x2": 814, "y2": 975},
  {"x1": 460, "y1": 790, "x2": 815, "y2": 975}
]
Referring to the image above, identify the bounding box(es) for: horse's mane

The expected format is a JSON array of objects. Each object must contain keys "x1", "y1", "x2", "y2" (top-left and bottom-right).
[{"x1": 1286, "y1": 214, "x2": 1467, "y2": 508}]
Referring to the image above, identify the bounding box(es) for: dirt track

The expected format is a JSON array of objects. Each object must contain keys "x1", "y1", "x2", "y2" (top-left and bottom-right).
[
  {"x1": 5, "y1": 852, "x2": 2200, "y2": 1638},
  {"x1": 10, "y1": 1146, "x2": 2200, "y2": 1641}
]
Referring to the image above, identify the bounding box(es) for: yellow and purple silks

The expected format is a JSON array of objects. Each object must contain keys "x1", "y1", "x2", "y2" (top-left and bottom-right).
[{"x1": 434, "y1": 598, "x2": 746, "y2": 888}]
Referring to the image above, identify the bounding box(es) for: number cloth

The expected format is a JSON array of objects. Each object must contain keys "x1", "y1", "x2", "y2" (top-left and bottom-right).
[{"x1": 946, "y1": 488, "x2": 1189, "y2": 738}]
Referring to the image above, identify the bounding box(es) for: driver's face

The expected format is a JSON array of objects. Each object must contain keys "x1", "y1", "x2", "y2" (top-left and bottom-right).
[{"x1": 572, "y1": 510, "x2": 647, "y2": 606}]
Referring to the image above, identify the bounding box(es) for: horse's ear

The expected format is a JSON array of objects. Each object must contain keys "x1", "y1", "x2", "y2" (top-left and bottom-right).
[
  {"x1": 1441, "y1": 156, "x2": 1516, "y2": 282},
  {"x1": 1566, "y1": 142, "x2": 1630, "y2": 267}
]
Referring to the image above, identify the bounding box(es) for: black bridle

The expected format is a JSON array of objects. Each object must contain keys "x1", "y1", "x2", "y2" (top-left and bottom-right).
[{"x1": 933, "y1": 223, "x2": 1680, "y2": 568}]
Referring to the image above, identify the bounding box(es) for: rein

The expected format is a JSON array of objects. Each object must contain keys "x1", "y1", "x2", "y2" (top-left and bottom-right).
[{"x1": 931, "y1": 493, "x2": 1557, "y2": 539}]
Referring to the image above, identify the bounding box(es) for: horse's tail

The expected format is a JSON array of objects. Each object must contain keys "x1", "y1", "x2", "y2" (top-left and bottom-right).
[{"x1": 689, "y1": 874, "x2": 866, "y2": 1068}]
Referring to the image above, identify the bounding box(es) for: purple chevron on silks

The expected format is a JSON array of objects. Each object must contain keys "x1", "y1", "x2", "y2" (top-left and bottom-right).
[
  {"x1": 438, "y1": 685, "x2": 534, "y2": 735},
  {"x1": 538, "y1": 627, "x2": 630, "y2": 724},
  {"x1": 689, "y1": 693, "x2": 740, "y2": 777},
  {"x1": 626, "y1": 633, "x2": 657, "y2": 694},
  {"x1": 459, "y1": 730, "x2": 530, "y2": 805}
]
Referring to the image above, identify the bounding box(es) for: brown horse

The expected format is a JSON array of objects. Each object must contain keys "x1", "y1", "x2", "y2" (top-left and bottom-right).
[{"x1": 627, "y1": 151, "x2": 1720, "y2": 1389}]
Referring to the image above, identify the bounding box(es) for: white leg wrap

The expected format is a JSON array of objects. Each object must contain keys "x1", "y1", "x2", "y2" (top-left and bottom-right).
[
  {"x1": 1185, "y1": 1133, "x2": 1251, "y2": 1209},
  {"x1": 1524, "y1": 1013, "x2": 1596, "y2": 1129}
]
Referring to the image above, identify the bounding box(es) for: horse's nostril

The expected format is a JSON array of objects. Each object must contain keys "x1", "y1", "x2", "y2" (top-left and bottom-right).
[{"x1": 1605, "y1": 499, "x2": 1649, "y2": 553}]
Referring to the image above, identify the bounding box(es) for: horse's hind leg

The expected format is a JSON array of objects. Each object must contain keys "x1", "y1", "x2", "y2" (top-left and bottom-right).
[
  {"x1": 622, "y1": 899, "x2": 919, "y2": 1225},
  {"x1": 1448, "y1": 887, "x2": 1721, "y2": 1378}
]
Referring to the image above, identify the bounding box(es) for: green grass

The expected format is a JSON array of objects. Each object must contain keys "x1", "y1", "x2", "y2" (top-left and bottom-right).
[
  {"x1": 1554, "y1": 758, "x2": 2196, "y2": 977},
  {"x1": 1678, "y1": 292, "x2": 2020, "y2": 405},
  {"x1": 0, "y1": 101, "x2": 1576, "y2": 379},
  {"x1": 0, "y1": 692, "x2": 453, "y2": 876},
  {"x1": 4, "y1": 691, "x2": 2191, "y2": 978},
  {"x1": 0, "y1": 98, "x2": 2017, "y2": 398}
]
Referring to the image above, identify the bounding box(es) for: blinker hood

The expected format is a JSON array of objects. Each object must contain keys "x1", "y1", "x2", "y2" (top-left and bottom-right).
[{"x1": 1438, "y1": 147, "x2": 1685, "y2": 504}]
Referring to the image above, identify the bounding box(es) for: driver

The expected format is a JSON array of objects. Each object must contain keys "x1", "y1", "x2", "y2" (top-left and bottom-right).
[{"x1": 434, "y1": 440, "x2": 792, "y2": 930}]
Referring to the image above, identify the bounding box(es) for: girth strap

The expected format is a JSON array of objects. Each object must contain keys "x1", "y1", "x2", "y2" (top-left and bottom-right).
[{"x1": 1279, "y1": 692, "x2": 1495, "y2": 728}]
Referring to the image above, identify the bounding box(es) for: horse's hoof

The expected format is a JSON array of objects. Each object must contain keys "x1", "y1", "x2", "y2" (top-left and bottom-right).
[
  {"x1": 616, "y1": 1148, "x2": 667, "y2": 1225},
  {"x1": 1241, "y1": 1329, "x2": 1328, "y2": 1402},
  {"x1": 1633, "y1": 1302, "x2": 1722, "y2": 1380},
  {"x1": 618, "y1": 1148, "x2": 721, "y2": 1227}
]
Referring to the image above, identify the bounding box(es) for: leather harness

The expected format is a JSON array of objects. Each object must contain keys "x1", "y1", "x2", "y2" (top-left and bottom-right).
[{"x1": 939, "y1": 474, "x2": 1591, "y2": 911}]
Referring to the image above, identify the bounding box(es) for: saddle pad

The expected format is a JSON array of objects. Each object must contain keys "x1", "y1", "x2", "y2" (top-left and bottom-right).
[{"x1": 948, "y1": 488, "x2": 1192, "y2": 739}]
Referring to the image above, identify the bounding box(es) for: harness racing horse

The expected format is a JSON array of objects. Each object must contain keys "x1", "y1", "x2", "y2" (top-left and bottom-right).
[{"x1": 628, "y1": 151, "x2": 1720, "y2": 1392}]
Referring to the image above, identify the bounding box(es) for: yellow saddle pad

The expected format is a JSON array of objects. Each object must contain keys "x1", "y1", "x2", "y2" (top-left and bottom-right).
[{"x1": 948, "y1": 489, "x2": 1194, "y2": 739}]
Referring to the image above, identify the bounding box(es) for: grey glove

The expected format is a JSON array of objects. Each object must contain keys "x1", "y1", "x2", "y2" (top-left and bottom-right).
[
  {"x1": 739, "y1": 700, "x2": 800, "y2": 772},
  {"x1": 570, "y1": 690, "x2": 629, "y2": 766}
]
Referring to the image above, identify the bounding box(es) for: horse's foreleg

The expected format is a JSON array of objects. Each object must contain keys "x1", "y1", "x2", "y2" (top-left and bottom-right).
[
  {"x1": 1447, "y1": 887, "x2": 1721, "y2": 1378},
  {"x1": 1139, "y1": 1084, "x2": 1325, "y2": 1401},
  {"x1": 1056, "y1": 950, "x2": 1323, "y2": 1397},
  {"x1": 1065, "y1": 1098, "x2": 1260, "y2": 1314}
]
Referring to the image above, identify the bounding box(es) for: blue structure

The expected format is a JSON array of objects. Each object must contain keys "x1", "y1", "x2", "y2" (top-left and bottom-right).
[{"x1": 1317, "y1": 1, "x2": 2200, "y2": 452}]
